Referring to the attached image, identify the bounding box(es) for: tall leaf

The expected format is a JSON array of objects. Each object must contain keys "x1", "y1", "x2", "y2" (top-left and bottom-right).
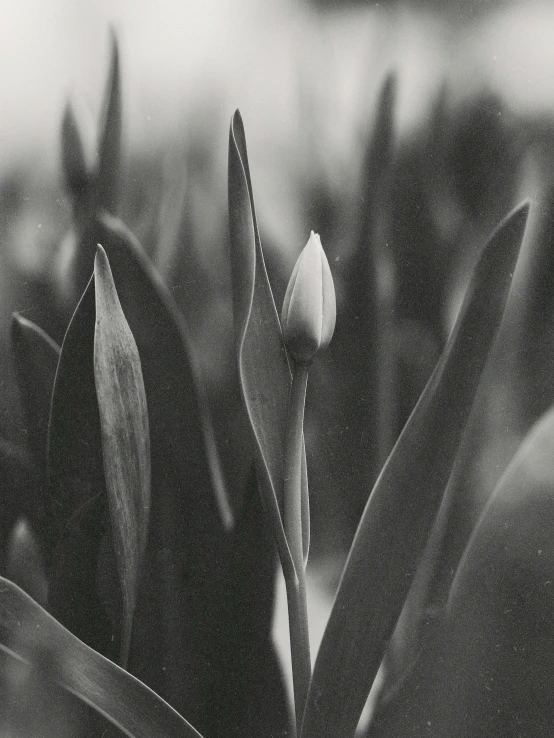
[
  {"x1": 61, "y1": 102, "x2": 89, "y2": 205},
  {"x1": 94, "y1": 245, "x2": 150, "y2": 667},
  {"x1": 204, "y1": 467, "x2": 291, "y2": 738},
  {"x1": 228, "y1": 109, "x2": 309, "y2": 574},
  {"x1": 96, "y1": 29, "x2": 121, "y2": 215},
  {"x1": 91, "y1": 214, "x2": 231, "y2": 724},
  {"x1": 302, "y1": 202, "x2": 530, "y2": 738},
  {"x1": 11, "y1": 314, "x2": 60, "y2": 473},
  {"x1": 0, "y1": 577, "x2": 203, "y2": 738},
  {"x1": 47, "y1": 276, "x2": 116, "y2": 659}
]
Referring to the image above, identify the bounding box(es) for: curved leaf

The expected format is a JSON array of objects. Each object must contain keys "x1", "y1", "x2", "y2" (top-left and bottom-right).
[
  {"x1": 94, "y1": 245, "x2": 150, "y2": 667},
  {"x1": 228, "y1": 109, "x2": 309, "y2": 574},
  {"x1": 440, "y1": 404, "x2": 554, "y2": 736},
  {"x1": 302, "y1": 202, "x2": 530, "y2": 738},
  {"x1": 0, "y1": 577, "x2": 203, "y2": 738},
  {"x1": 11, "y1": 314, "x2": 60, "y2": 473}
]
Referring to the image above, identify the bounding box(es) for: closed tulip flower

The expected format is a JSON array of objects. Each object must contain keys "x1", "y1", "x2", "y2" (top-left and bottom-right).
[{"x1": 281, "y1": 231, "x2": 336, "y2": 364}]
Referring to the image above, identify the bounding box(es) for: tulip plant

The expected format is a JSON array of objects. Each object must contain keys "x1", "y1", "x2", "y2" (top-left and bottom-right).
[{"x1": 1, "y1": 33, "x2": 552, "y2": 738}]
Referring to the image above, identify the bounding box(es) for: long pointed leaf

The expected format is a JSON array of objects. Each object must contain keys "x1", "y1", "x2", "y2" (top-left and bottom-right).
[
  {"x1": 61, "y1": 102, "x2": 89, "y2": 204},
  {"x1": 302, "y1": 202, "x2": 530, "y2": 738},
  {"x1": 228, "y1": 110, "x2": 309, "y2": 574},
  {"x1": 96, "y1": 29, "x2": 121, "y2": 214},
  {"x1": 91, "y1": 214, "x2": 231, "y2": 722},
  {"x1": 11, "y1": 314, "x2": 60, "y2": 474},
  {"x1": 47, "y1": 276, "x2": 117, "y2": 659},
  {"x1": 94, "y1": 245, "x2": 150, "y2": 667},
  {"x1": 0, "y1": 577, "x2": 203, "y2": 738}
]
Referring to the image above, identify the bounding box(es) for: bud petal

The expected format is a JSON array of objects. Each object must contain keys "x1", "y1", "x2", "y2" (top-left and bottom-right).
[{"x1": 281, "y1": 232, "x2": 336, "y2": 363}]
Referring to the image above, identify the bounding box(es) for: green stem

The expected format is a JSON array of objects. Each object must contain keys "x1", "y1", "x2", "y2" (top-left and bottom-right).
[{"x1": 283, "y1": 362, "x2": 311, "y2": 736}]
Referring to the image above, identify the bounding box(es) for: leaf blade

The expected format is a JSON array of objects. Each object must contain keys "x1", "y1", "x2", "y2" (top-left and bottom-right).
[
  {"x1": 96, "y1": 29, "x2": 121, "y2": 214},
  {"x1": 228, "y1": 110, "x2": 310, "y2": 573},
  {"x1": 94, "y1": 245, "x2": 150, "y2": 667},
  {"x1": 0, "y1": 577, "x2": 203, "y2": 738},
  {"x1": 302, "y1": 202, "x2": 530, "y2": 738}
]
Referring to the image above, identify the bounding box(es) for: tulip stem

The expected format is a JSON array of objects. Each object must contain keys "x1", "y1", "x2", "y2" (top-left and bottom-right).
[{"x1": 283, "y1": 361, "x2": 311, "y2": 736}]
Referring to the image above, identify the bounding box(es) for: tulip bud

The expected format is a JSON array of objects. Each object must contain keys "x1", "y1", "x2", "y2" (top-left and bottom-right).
[{"x1": 281, "y1": 232, "x2": 336, "y2": 363}]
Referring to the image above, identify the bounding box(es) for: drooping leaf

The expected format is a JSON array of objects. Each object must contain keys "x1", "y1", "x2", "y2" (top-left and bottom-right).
[
  {"x1": 96, "y1": 29, "x2": 121, "y2": 215},
  {"x1": 90, "y1": 213, "x2": 231, "y2": 723},
  {"x1": 204, "y1": 467, "x2": 292, "y2": 738},
  {"x1": 94, "y1": 245, "x2": 150, "y2": 667},
  {"x1": 302, "y1": 203, "x2": 530, "y2": 738},
  {"x1": 0, "y1": 577, "x2": 204, "y2": 738},
  {"x1": 6, "y1": 519, "x2": 48, "y2": 607},
  {"x1": 11, "y1": 313, "x2": 60, "y2": 473},
  {"x1": 228, "y1": 109, "x2": 309, "y2": 573}
]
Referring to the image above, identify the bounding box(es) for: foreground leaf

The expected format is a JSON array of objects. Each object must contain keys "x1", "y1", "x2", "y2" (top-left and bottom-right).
[
  {"x1": 94, "y1": 245, "x2": 150, "y2": 667},
  {"x1": 228, "y1": 109, "x2": 308, "y2": 574},
  {"x1": 47, "y1": 276, "x2": 116, "y2": 658},
  {"x1": 0, "y1": 577, "x2": 203, "y2": 738},
  {"x1": 302, "y1": 202, "x2": 530, "y2": 738}
]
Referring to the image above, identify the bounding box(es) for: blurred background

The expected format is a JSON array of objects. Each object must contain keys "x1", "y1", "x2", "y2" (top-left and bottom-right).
[{"x1": 3, "y1": 0, "x2": 554, "y2": 701}]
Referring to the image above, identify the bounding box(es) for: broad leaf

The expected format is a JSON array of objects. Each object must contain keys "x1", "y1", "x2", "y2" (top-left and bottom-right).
[
  {"x1": 302, "y1": 203, "x2": 529, "y2": 738},
  {"x1": 94, "y1": 245, "x2": 150, "y2": 667},
  {"x1": 11, "y1": 313, "x2": 60, "y2": 473},
  {"x1": 0, "y1": 577, "x2": 203, "y2": 738},
  {"x1": 228, "y1": 109, "x2": 309, "y2": 573},
  {"x1": 441, "y1": 403, "x2": 554, "y2": 736}
]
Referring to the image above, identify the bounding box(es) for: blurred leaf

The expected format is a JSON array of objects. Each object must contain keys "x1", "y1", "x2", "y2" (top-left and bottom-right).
[
  {"x1": 204, "y1": 467, "x2": 292, "y2": 738},
  {"x1": 228, "y1": 109, "x2": 309, "y2": 573},
  {"x1": 302, "y1": 203, "x2": 529, "y2": 738},
  {"x1": 91, "y1": 213, "x2": 231, "y2": 724},
  {"x1": 370, "y1": 398, "x2": 554, "y2": 737},
  {"x1": 351, "y1": 71, "x2": 397, "y2": 471},
  {"x1": 0, "y1": 440, "x2": 39, "y2": 573},
  {"x1": 0, "y1": 577, "x2": 204, "y2": 738},
  {"x1": 94, "y1": 245, "x2": 150, "y2": 667},
  {"x1": 11, "y1": 313, "x2": 60, "y2": 474},
  {"x1": 442, "y1": 403, "x2": 554, "y2": 736},
  {"x1": 61, "y1": 102, "x2": 89, "y2": 204},
  {"x1": 6, "y1": 519, "x2": 48, "y2": 607},
  {"x1": 96, "y1": 29, "x2": 121, "y2": 215}
]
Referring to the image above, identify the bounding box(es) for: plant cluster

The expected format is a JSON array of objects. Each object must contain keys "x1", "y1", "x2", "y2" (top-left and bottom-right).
[{"x1": 1, "y1": 32, "x2": 553, "y2": 738}]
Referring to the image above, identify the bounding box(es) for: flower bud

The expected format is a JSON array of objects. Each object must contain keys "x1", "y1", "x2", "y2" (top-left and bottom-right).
[{"x1": 281, "y1": 231, "x2": 336, "y2": 363}]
